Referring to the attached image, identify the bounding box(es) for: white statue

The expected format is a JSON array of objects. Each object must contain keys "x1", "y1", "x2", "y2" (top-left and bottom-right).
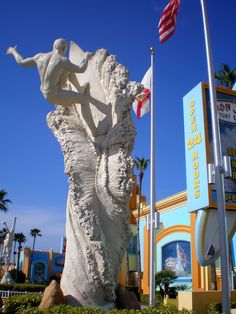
[
  {"x1": 1, "y1": 217, "x2": 16, "y2": 284},
  {"x1": 2, "y1": 228, "x2": 10, "y2": 259},
  {"x1": 7, "y1": 39, "x2": 92, "y2": 106},
  {"x1": 7, "y1": 39, "x2": 109, "y2": 137},
  {"x1": 7, "y1": 39, "x2": 141, "y2": 308}
]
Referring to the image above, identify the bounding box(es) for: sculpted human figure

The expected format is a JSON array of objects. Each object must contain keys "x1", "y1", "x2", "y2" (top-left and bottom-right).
[
  {"x1": 7, "y1": 38, "x2": 110, "y2": 137},
  {"x1": 1, "y1": 218, "x2": 16, "y2": 270},
  {"x1": 6, "y1": 38, "x2": 92, "y2": 106},
  {"x1": 2, "y1": 228, "x2": 10, "y2": 259}
]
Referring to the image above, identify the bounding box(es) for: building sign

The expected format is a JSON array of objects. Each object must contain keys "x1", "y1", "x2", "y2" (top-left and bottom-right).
[
  {"x1": 33, "y1": 262, "x2": 46, "y2": 282},
  {"x1": 183, "y1": 83, "x2": 236, "y2": 211},
  {"x1": 183, "y1": 83, "x2": 209, "y2": 211},
  {"x1": 206, "y1": 90, "x2": 236, "y2": 208},
  {"x1": 55, "y1": 257, "x2": 65, "y2": 267},
  {"x1": 217, "y1": 100, "x2": 236, "y2": 123},
  {"x1": 162, "y1": 241, "x2": 191, "y2": 277}
]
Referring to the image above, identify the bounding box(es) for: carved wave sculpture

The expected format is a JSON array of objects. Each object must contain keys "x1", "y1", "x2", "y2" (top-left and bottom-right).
[{"x1": 47, "y1": 42, "x2": 141, "y2": 308}]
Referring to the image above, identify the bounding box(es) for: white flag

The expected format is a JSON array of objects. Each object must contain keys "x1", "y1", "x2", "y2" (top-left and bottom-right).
[{"x1": 133, "y1": 68, "x2": 151, "y2": 119}]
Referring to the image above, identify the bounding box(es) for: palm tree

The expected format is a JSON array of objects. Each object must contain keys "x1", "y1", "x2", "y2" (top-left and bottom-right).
[
  {"x1": 214, "y1": 64, "x2": 236, "y2": 89},
  {"x1": 30, "y1": 228, "x2": 42, "y2": 251},
  {"x1": 155, "y1": 269, "x2": 177, "y2": 297},
  {"x1": 134, "y1": 157, "x2": 149, "y2": 293},
  {"x1": 14, "y1": 232, "x2": 26, "y2": 282},
  {"x1": 0, "y1": 190, "x2": 11, "y2": 212},
  {"x1": 13, "y1": 233, "x2": 19, "y2": 264}
]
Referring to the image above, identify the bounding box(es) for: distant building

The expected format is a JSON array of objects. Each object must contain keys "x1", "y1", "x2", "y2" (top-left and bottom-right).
[
  {"x1": 20, "y1": 248, "x2": 64, "y2": 283},
  {"x1": 18, "y1": 176, "x2": 236, "y2": 292},
  {"x1": 120, "y1": 183, "x2": 236, "y2": 294}
]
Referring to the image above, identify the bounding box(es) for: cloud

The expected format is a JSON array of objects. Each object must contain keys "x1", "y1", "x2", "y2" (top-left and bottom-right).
[{"x1": 1, "y1": 204, "x2": 66, "y2": 252}]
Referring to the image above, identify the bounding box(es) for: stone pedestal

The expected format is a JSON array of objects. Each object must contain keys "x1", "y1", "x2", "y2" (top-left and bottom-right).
[{"x1": 1, "y1": 272, "x2": 15, "y2": 284}]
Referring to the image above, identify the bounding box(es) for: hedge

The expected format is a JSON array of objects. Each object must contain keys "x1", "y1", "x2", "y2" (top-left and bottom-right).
[
  {"x1": 16, "y1": 305, "x2": 193, "y2": 314},
  {"x1": 3, "y1": 294, "x2": 42, "y2": 314},
  {"x1": 2, "y1": 294, "x2": 193, "y2": 314},
  {"x1": 5, "y1": 294, "x2": 231, "y2": 314},
  {"x1": 0, "y1": 283, "x2": 46, "y2": 292},
  {"x1": 207, "y1": 301, "x2": 236, "y2": 314},
  {"x1": 139, "y1": 294, "x2": 163, "y2": 307}
]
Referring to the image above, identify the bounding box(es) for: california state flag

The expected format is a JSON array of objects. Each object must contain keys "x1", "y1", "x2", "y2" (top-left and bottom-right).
[{"x1": 133, "y1": 67, "x2": 151, "y2": 119}]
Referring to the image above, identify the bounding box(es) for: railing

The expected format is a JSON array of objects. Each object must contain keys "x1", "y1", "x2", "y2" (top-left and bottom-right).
[{"x1": 0, "y1": 290, "x2": 41, "y2": 299}]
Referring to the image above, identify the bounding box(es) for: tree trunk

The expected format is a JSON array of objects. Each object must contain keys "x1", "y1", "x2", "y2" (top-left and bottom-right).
[
  {"x1": 164, "y1": 283, "x2": 169, "y2": 297},
  {"x1": 32, "y1": 237, "x2": 36, "y2": 252},
  {"x1": 16, "y1": 243, "x2": 21, "y2": 282},
  {"x1": 13, "y1": 240, "x2": 17, "y2": 264},
  {"x1": 210, "y1": 263, "x2": 217, "y2": 290}
]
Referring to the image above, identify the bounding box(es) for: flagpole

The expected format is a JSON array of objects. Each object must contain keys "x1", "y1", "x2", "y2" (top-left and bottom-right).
[
  {"x1": 149, "y1": 47, "x2": 156, "y2": 306},
  {"x1": 200, "y1": 1, "x2": 230, "y2": 313}
]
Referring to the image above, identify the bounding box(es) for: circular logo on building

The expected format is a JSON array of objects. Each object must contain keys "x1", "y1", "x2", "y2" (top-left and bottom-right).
[{"x1": 55, "y1": 257, "x2": 65, "y2": 266}]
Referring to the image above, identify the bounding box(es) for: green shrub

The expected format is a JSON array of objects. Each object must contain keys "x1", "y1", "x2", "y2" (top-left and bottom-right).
[
  {"x1": 207, "y1": 301, "x2": 236, "y2": 314},
  {"x1": 124, "y1": 286, "x2": 140, "y2": 301},
  {"x1": 155, "y1": 270, "x2": 177, "y2": 298},
  {"x1": 19, "y1": 304, "x2": 74, "y2": 313},
  {"x1": 142, "y1": 304, "x2": 192, "y2": 314},
  {"x1": 8, "y1": 303, "x2": 193, "y2": 314},
  {"x1": 109, "y1": 310, "x2": 141, "y2": 314},
  {"x1": 0, "y1": 282, "x2": 46, "y2": 292},
  {"x1": 9, "y1": 269, "x2": 26, "y2": 283},
  {"x1": 175, "y1": 285, "x2": 189, "y2": 291},
  {"x1": 21, "y1": 306, "x2": 107, "y2": 313},
  {"x1": 3, "y1": 296, "x2": 194, "y2": 314},
  {"x1": 139, "y1": 294, "x2": 148, "y2": 304},
  {"x1": 167, "y1": 287, "x2": 177, "y2": 299},
  {"x1": 140, "y1": 293, "x2": 162, "y2": 306},
  {"x1": 158, "y1": 304, "x2": 186, "y2": 314},
  {"x1": 3, "y1": 294, "x2": 42, "y2": 314}
]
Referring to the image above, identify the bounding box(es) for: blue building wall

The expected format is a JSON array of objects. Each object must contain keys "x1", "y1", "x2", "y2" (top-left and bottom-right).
[
  {"x1": 30, "y1": 252, "x2": 49, "y2": 282},
  {"x1": 160, "y1": 203, "x2": 190, "y2": 228},
  {"x1": 232, "y1": 234, "x2": 236, "y2": 267},
  {"x1": 139, "y1": 200, "x2": 190, "y2": 273},
  {"x1": 52, "y1": 253, "x2": 64, "y2": 274},
  {"x1": 20, "y1": 249, "x2": 65, "y2": 283},
  {"x1": 136, "y1": 197, "x2": 193, "y2": 290}
]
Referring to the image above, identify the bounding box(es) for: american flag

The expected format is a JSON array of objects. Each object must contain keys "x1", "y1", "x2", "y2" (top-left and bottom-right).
[{"x1": 158, "y1": 0, "x2": 180, "y2": 44}]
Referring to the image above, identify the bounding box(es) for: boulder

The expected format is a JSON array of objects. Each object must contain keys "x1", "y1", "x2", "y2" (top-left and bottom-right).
[
  {"x1": 116, "y1": 284, "x2": 141, "y2": 310},
  {"x1": 39, "y1": 280, "x2": 65, "y2": 309}
]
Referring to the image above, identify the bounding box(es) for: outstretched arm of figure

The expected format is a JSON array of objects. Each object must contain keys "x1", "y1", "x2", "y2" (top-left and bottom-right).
[
  {"x1": 65, "y1": 52, "x2": 93, "y2": 74},
  {"x1": 6, "y1": 46, "x2": 37, "y2": 67}
]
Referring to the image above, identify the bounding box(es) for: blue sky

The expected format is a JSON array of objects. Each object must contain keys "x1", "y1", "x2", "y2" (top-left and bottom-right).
[{"x1": 1, "y1": 0, "x2": 236, "y2": 251}]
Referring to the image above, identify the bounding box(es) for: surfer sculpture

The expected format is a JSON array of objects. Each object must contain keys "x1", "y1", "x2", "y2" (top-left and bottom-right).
[{"x1": 7, "y1": 39, "x2": 141, "y2": 308}]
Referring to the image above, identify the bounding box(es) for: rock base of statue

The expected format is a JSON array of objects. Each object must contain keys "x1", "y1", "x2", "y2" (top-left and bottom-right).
[
  {"x1": 1, "y1": 272, "x2": 15, "y2": 284},
  {"x1": 39, "y1": 280, "x2": 65, "y2": 309}
]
